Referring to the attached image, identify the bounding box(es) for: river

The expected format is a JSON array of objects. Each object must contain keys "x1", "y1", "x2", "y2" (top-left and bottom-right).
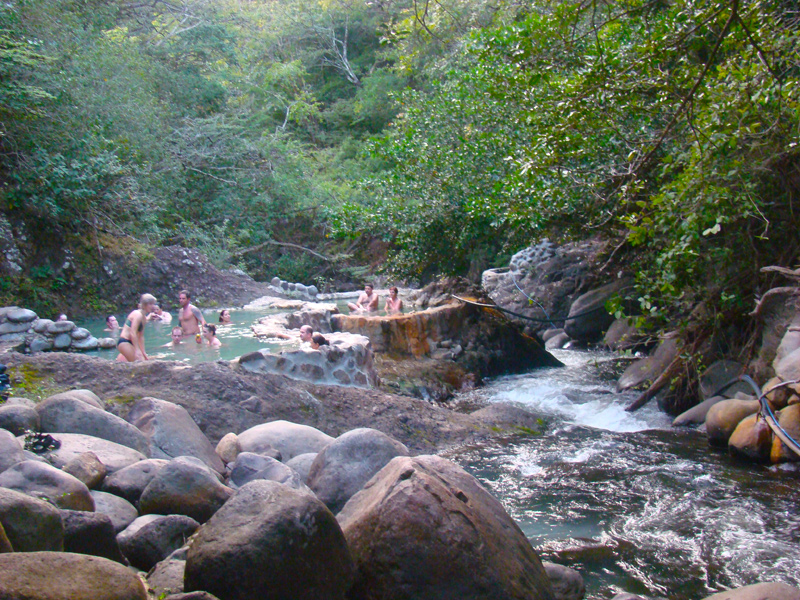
[{"x1": 450, "y1": 349, "x2": 800, "y2": 600}]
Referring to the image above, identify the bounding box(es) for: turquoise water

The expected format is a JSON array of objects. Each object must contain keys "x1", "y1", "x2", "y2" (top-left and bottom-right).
[{"x1": 77, "y1": 309, "x2": 291, "y2": 364}]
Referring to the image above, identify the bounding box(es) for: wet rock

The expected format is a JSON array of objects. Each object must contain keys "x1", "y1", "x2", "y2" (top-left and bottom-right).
[
  {"x1": 44, "y1": 389, "x2": 104, "y2": 410},
  {"x1": 139, "y1": 457, "x2": 233, "y2": 523},
  {"x1": 147, "y1": 547, "x2": 187, "y2": 597},
  {"x1": 771, "y1": 404, "x2": 800, "y2": 463},
  {"x1": 470, "y1": 403, "x2": 546, "y2": 434},
  {"x1": 701, "y1": 582, "x2": 800, "y2": 600},
  {"x1": 63, "y1": 451, "x2": 107, "y2": 489},
  {"x1": 91, "y1": 490, "x2": 138, "y2": 533},
  {"x1": 0, "y1": 460, "x2": 94, "y2": 511},
  {"x1": 98, "y1": 337, "x2": 117, "y2": 349},
  {"x1": 545, "y1": 332, "x2": 571, "y2": 350},
  {"x1": 564, "y1": 278, "x2": 630, "y2": 342},
  {"x1": 542, "y1": 562, "x2": 585, "y2": 600},
  {"x1": 126, "y1": 397, "x2": 224, "y2": 474},
  {"x1": 763, "y1": 377, "x2": 792, "y2": 410},
  {"x1": 541, "y1": 328, "x2": 565, "y2": 342},
  {"x1": 774, "y1": 347, "x2": 800, "y2": 382},
  {"x1": 307, "y1": 428, "x2": 409, "y2": 514},
  {"x1": 0, "y1": 402, "x2": 40, "y2": 435},
  {"x1": 7, "y1": 307, "x2": 37, "y2": 323},
  {"x1": 699, "y1": 360, "x2": 750, "y2": 399},
  {"x1": 73, "y1": 336, "x2": 100, "y2": 351},
  {"x1": 215, "y1": 432, "x2": 240, "y2": 464},
  {"x1": 0, "y1": 551, "x2": 148, "y2": 600},
  {"x1": 71, "y1": 327, "x2": 91, "y2": 340},
  {"x1": 337, "y1": 455, "x2": 554, "y2": 600},
  {"x1": 47, "y1": 320, "x2": 76, "y2": 334},
  {"x1": 237, "y1": 420, "x2": 333, "y2": 462},
  {"x1": 118, "y1": 514, "x2": 199, "y2": 571},
  {"x1": 29, "y1": 336, "x2": 54, "y2": 352},
  {"x1": 102, "y1": 458, "x2": 169, "y2": 505},
  {"x1": 705, "y1": 399, "x2": 760, "y2": 446},
  {"x1": 37, "y1": 394, "x2": 149, "y2": 454},
  {"x1": 33, "y1": 319, "x2": 53, "y2": 334},
  {"x1": 53, "y1": 332, "x2": 73, "y2": 349},
  {"x1": 0, "y1": 487, "x2": 64, "y2": 551},
  {"x1": 618, "y1": 337, "x2": 680, "y2": 392},
  {"x1": 228, "y1": 452, "x2": 306, "y2": 490},
  {"x1": 0, "y1": 427, "x2": 26, "y2": 473},
  {"x1": 729, "y1": 414, "x2": 772, "y2": 462},
  {"x1": 285, "y1": 452, "x2": 317, "y2": 484},
  {"x1": 672, "y1": 396, "x2": 726, "y2": 427},
  {"x1": 185, "y1": 480, "x2": 354, "y2": 600},
  {"x1": 61, "y1": 509, "x2": 127, "y2": 563},
  {"x1": 44, "y1": 432, "x2": 147, "y2": 474},
  {"x1": 603, "y1": 318, "x2": 644, "y2": 351}
]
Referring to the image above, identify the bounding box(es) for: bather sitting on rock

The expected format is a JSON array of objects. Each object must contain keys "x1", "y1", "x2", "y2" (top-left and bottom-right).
[
  {"x1": 348, "y1": 284, "x2": 379, "y2": 314},
  {"x1": 311, "y1": 333, "x2": 329, "y2": 350},
  {"x1": 384, "y1": 286, "x2": 404, "y2": 315},
  {"x1": 147, "y1": 304, "x2": 173, "y2": 323},
  {"x1": 203, "y1": 324, "x2": 222, "y2": 348}
]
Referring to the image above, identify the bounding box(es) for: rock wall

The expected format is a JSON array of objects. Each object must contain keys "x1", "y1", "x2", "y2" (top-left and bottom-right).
[
  {"x1": 269, "y1": 277, "x2": 319, "y2": 301},
  {"x1": 0, "y1": 306, "x2": 115, "y2": 354}
]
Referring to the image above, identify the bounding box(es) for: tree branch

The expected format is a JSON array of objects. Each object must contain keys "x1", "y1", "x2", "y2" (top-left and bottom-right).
[{"x1": 230, "y1": 239, "x2": 332, "y2": 262}]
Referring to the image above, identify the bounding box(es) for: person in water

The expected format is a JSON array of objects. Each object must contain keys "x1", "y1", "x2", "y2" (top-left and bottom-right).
[
  {"x1": 347, "y1": 284, "x2": 379, "y2": 314},
  {"x1": 147, "y1": 305, "x2": 172, "y2": 324},
  {"x1": 311, "y1": 333, "x2": 329, "y2": 350},
  {"x1": 218, "y1": 309, "x2": 232, "y2": 324},
  {"x1": 299, "y1": 325, "x2": 313, "y2": 346},
  {"x1": 384, "y1": 286, "x2": 403, "y2": 315},
  {"x1": 56, "y1": 313, "x2": 68, "y2": 322},
  {"x1": 178, "y1": 290, "x2": 206, "y2": 341},
  {"x1": 105, "y1": 315, "x2": 119, "y2": 331},
  {"x1": 117, "y1": 294, "x2": 156, "y2": 362},
  {"x1": 163, "y1": 326, "x2": 184, "y2": 348},
  {"x1": 203, "y1": 324, "x2": 222, "y2": 348}
]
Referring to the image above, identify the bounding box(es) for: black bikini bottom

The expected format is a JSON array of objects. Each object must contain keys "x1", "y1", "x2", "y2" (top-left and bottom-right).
[{"x1": 117, "y1": 337, "x2": 133, "y2": 347}]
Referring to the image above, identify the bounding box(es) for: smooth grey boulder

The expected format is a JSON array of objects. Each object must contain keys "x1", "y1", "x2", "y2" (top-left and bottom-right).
[
  {"x1": 36, "y1": 395, "x2": 149, "y2": 455},
  {"x1": 541, "y1": 328, "x2": 565, "y2": 342},
  {"x1": 61, "y1": 508, "x2": 127, "y2": 563},
  {"x1": 53, "y1": 332, "x2": 72, "y2": 349},
  {"x1": 618, "y1": 337, "x2": 680, "y2": 392},
  {"x1": 126, "y1": 397, "x2": 224, "y2": 473},
  {"x1": 30, "y1": 336, "x2": 55, "y2": 352},
  {"x1": 118, "y1": 514, "x2": 199, "y2": 571},
  {"x1": 73, "y1": 335, "x2": 100, "y2": 350},
  {"x1": 43, "y1": 389, "x2": 104, "y2": 410},
  {"x1": 672, "y1": 396, "x2": 726, "y2": 427},
  {"x1": 0, "y1": 427, "x2": 26, "y2": 473},
  {"x1": 701, "y1": 582, "x2": 800, "y2": 600},
  {"x1": 47, "y1": 320, "x2": 76, "y2": 334},
  {"x1": 184, "y1": 480, "x2": 354, "y2": 600},
  {"x1": 237, "y1": 420, "x2": 333, "y2": 462},
  {"x1": 0, "y1": 321, "x2": 32, "y2": 334},
  {"x1": 63, "y1": 451, "x2": 107, "y2": 489},
  {"x1": 337, "y1": 455, "x2": 555, "y2": 600},
  {"x1": 91, "y1": 490, "x2": 139, "y2": 533},
  {"x1": 102, "y1": 458, "x2": 169, "y2": 505},
  {"x1": 228, "y1": 452, "x2": 307, "y2": 491},
  {"x1": 307, "y1": 428, "x2": 409, "y2": 514},
  {"x1": 44, "y1": 432, "x2": 147, "y2": 474},
  {"x1": 545, "y1": 332, "x2": 571, "y2": 350},
  {"x1": 139, "y1": 457, "x2": 233, "y2": 523},
  {"x1": 147, "y1": 547, "x2": 188, "y2": 597},
  {"x1": 285, "y1": 453, "x2": 317, "y2": 484},
  {"x1": 0, "y1": 487, "x2": 64, "y2": 551},
  {"x1": 6, "y1": 307, "x2": 37, "y2": 323},
  {"x1": 0, "y1": 459, "x2": 94, "y2": 511},
  {"x1": 542, "y1": 562, "x2": 585, "y2": 600},
  {"x1": 4, "y1": 396, "x2": 36, "y2": 407},
  {"x1": 0, "y1": 552, "x2": 148, "y2": 600},
  {"x1": 71, "y1": 327, "x2": 91, "y2": 340},
  {"x1": 564, "y1": 278, "x2": 629, "y2": 341},
  {"x1": 470, "y1": 403, "x2": 546, "y2": 434},
  {"x1": 0, "y1": 403, "x2": 40, "y2": 435},
  {"x1": 33, "y1": 318, "x2": 53, "y2": 333}
]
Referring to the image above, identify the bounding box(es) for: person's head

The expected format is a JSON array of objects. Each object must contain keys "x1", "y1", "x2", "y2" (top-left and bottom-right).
[
  {"x1": 389, "y1": 286, "x2": 399, "y2": 297},
  {"x1": 178, "y1": 290, "x2": 191, "y2": 307},
  {"x1": 152, "y1": 305, "x2": 163, "y2": 315},
  {"x1": 299, "y1": 325, "x2": 313, "y2": 343},
  {"x1": 219, "y1": 309, "x2": 231, "y2": 323},
  {"x1": 364, "y1": 284, "x2": 374, "y2": 294},
  {"x1": 56, "y1": 314, "x2": 67, "y2": 322},
  {"x1": 311, "y1": 333, "x2": 329, "y2": 349},
  {"x1": 204, "y1": 324, "x2": 217, "y2": 339},
  {"x1": 106, "y1": 315, "x2": 118, "y2": 328},
  {"x1": 140, "y1": 294, "x2": 157, "y2": 313},
  {"x1": 171, "y1": 327, "x2": 183, "y2": 343}
]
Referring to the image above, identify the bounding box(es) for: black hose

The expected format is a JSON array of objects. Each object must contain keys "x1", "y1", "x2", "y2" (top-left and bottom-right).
[{"x1": 451, "y1": 295, "x2": 608, "y2": 325}]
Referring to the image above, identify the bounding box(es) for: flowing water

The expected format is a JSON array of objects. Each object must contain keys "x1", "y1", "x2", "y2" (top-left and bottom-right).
[{"x1": 450, "y1": 349, "x2": 800, "y2": 600}]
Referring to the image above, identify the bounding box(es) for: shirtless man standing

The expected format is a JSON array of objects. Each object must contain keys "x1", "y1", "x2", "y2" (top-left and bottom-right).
[
  {"x1": 348, "y1": 284, "x2": 379, "y2": 314},
  {"x1": 178, "y1": 290, "x2": 206, "y2": 341}
]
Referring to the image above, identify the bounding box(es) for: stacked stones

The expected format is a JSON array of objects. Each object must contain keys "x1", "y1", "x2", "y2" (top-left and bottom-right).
[
  {"x1": 0, "y1": 306, "x2": 115, "y2": 353},
  {"x1": 269, "y1": 277, "x2": 319, "y2": 301}
]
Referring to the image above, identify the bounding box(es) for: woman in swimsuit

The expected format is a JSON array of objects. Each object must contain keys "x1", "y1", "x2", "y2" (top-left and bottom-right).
[
  {"x1": 384, "y1": 286, "x2": 403, "y2": 315},
  {"x1": 117, "y1": 293, "x2": 157, "y2": 362}
]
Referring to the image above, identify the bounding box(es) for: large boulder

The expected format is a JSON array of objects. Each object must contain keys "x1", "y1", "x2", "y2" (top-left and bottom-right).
[
  {"x1": 227, "y1": 452, "x2": 306, "y2": 491},
  {"x1": 0, "y1": 487, "x2": 64, "y2": 551},
  {"x1": 102, "y1": 458, "x2": 169, "y2": 505},
  {"x1": 61, "y1": 509, "x2": 127, "y2": 563},
  {"x1": 285, "y1": 453, "x2": 317, "y2": 484},
  {"x1": 337, "y1": 455, "x2": 555, "y2": 600},
  {"x1": 62, "y1": 451, "x2": 107, "y2": 489},
  {"x1": 705, "y1": 399, "x2": 760, "y2": 447},
  {"x1": 43, "y1": 432, "x2": 148, "y2": 474},
  {"x1": 147, "y1": 547, "x2": 188, "y2": 597},
  {"x1": 307, "y1": 428, "x2": 409, "y2": 514},
  {"x1": 771, "y1": 404, "x2": 800, "y2": 463},
  {"x1": 126, "y1": 397, "x2": 224, "y2": 474},
  {"x1": 0, "y1": 402, "x2": 40, "y2": 436},
  {"x1": 564, "y1": 278, "x2": 630, "y2": 342},
  {"x1": 139, "y1": 457, "x2": 233, "y2": 523},
  {"x1": 672, "y1": 396, "x2": 726, "y2": 427},
  {"x1": 618, "y1": 337, "x2": 680, "y2": 392},
  {"x1": 699, "y1": 360, "x2": 750, "y2": 399},
  {"x1": 237, "y1": 420, "x2": 333, "y2": 462},
  {"x1": 42, "y1": 389, "x2": 104, "y2": 410},
  {"x1": 728, "y1": 414, "x2": 773, "y2": 462},
  {"x1": 542, "y1": 562, "x2": 586, "y2": 600},
  {"x1": 0, "y1": 460, "x2": 94, "y2": 511},
  {"x1": 0, "y1": 427, "x2": 26, "y2": 473},
  {"x1": 117, "y1": 514, "x2": 199, "y2": 571},
  {"x1": 184, "y1": 480, "x2": 354, "y2": 600},
  {"x1": 91, "y1": 490, "x2": 139, "y2": 533},
  {"x1": 36, "y1": 395, "x2": 149, "y2": 455},
  {"x1": 0, "y1": 552, "x2": 148, "y2": 600},
  {"x1": 701, "y1": 582, "x2": 800, "y2": 600}
]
